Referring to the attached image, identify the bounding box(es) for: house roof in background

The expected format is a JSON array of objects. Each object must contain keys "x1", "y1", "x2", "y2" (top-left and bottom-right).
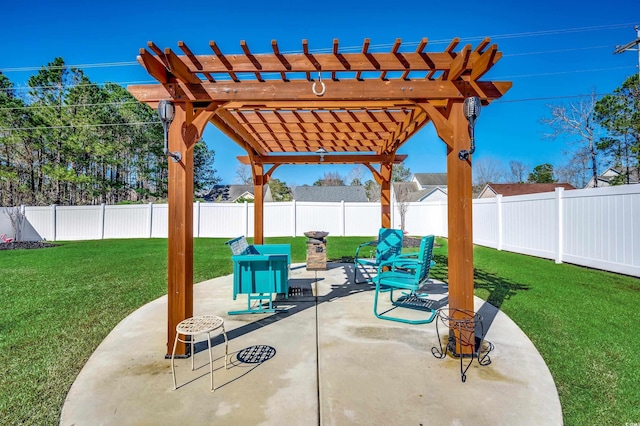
[
  {"x1": 200, "y1": 185, "x2": 268, "y2": 202},
  {"x1": 393, "y1": 181, "x2": 447, "y2": 201},
  {"x1": 392, "y1": 182, "x2": 421, "y2": 201},
  {"x1": 293, "y1": 186, "x2": 368, "y2": 202},
  {"x1": 413, "y1": 173, "x2": 447, "y2": 187},
  {"x1": 483, "y1": 183, "x2": 575, "y2": 197}
]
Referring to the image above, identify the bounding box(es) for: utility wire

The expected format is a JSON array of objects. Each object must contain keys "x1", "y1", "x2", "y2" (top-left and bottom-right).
[
  {"x1": 0, "y1": 22, "x2": 634, "y2": 73},
  {"x1": 0, "y1": 89, "x2": 625, "y2": 130},
  {"x1": 503, "y1": 45, "x2": 613, "y2": 57},
  {"x1": 0, "y1": 121, "x2": 159, "y2": 132},
  {"x1": 0, "y1": 80, "x2": 157, "y2": 93},
  {"x1": 2, "y1": 61, "x2": 139, "y2": 73},
  {"x1": 493, "y1": 65, "x2": 635, "y2": 79},
  {"x1": 1, "y1": 60, "x2": 634, "y2": 95},
  {"x1": 283, "y1": 23, "x2": 637, "y2": 53},
  {"x1": 0, "y1": 100, "x2": 141, "y2": 112},
  {"x1": 496, "y1": 93, "x2": 607, "y2": 103}
]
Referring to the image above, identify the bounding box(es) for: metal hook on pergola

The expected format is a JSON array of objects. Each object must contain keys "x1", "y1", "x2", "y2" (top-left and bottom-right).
[{"x1": 312, "y1": 71, "x2": 325, "y2": 96}]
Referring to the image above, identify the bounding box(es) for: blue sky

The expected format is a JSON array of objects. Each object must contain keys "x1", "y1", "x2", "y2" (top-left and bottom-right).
[{"x1": 2, "y1": 1, "x2": 639, "y2": 186}]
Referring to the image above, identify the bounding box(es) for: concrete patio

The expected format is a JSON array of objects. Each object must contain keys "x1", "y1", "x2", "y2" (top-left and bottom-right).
[{"x1": 60, "y1": 263, "x2": 562, "y2": 425}]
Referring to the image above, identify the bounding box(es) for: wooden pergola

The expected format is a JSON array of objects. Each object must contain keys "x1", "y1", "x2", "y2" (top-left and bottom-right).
[{"x1": 128, "y1": 37, "x2": 511, "y2": 356}]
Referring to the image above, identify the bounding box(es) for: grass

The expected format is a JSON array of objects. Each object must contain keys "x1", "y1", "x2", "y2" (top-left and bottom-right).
[
  {"x1": 1, "y1": 236, "x2": 639, "y2": 425},
  {"x1": 432, "y1": 239, "x2": 640, "y2": 426}
]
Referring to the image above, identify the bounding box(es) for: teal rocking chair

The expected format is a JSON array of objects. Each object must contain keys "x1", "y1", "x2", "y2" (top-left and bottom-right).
[
  {"x1": 354, "y1": 228, "x2": 404, "y2": 284},
  {"x1": 372, "y1": 235, "x2": 437, "y2": 324}
]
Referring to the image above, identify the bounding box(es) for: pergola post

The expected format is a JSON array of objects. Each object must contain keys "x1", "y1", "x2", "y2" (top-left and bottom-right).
[
  {"x1": 422, "y1": 101, "x2": 475, "y2": 354},
  {"x1": 380, "y1": 163, "x2": 393, "y2": 229},
  {"x1": 252, "y1": 163, "x2": 265, "y2": 244},
  {"x1": 166, "y1": 105, "x2": 194, "y2": 357},
  {"x1": 165, "y1": 104, "x2": 214, "y2": 357}
]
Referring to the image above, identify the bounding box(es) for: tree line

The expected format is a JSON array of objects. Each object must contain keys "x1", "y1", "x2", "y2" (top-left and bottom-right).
[
  {"x1": 474, "y1": 74, "x2": 640, "y2": 190},
  {"x1": 0, "y1": 58, "x2": 219, "y2": 207}
]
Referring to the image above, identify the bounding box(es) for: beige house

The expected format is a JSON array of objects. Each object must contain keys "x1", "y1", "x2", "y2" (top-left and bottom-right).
[{"x1": 584, "y1": 167, "x2": 639, "y2": 188}]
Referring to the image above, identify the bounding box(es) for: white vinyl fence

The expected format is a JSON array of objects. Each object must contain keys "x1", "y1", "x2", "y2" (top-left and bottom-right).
[
  {"x1": 473, "y1": 185, "x2": 640, "y2": 277},
  {"x1": 2, "y1": 185, "x2": 639, "y2": 277}
]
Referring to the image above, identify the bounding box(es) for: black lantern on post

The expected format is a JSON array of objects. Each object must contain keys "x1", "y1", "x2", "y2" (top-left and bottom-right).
[
  {"x1": 458, "y1": 96, "x2": 481, "y2": 161},
  {"x1": 158, "y1": 100, "x2": 181, "y2": 163}
]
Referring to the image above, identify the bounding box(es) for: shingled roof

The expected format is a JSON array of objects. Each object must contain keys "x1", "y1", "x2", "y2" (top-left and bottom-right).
[
  {"x1": 478, "y1": 183, "x2": 575, "y2": 198},
  {"x1": 292, "y1": 186, "x2": 368, "y2": 202},
  {"x1": 200, "y1": 185, "x2": 272, "y2": 202}
]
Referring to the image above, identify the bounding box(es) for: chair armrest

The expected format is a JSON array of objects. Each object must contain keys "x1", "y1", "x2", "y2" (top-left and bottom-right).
[
  {"x1": 377, "y1": 258, "x2": 400, "y2": 273},
  {"x1": 355, "y1": 241, "x2": 375, "y2": 259},
  {"x1": 394, "y1": 253, "x2": 418, "y2": 260}
]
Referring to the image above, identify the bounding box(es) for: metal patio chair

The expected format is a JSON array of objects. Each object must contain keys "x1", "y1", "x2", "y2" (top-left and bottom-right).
[
  {"x1": 353, "y1": 228, "x2": 403, "y2": 284},
  {"x1": 372, "y1": 235, "x2": 437, "y2": 324}
]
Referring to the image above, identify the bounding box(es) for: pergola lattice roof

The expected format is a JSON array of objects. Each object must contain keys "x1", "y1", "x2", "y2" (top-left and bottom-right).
[{"x1": 129, "y1": 37, "x2": 510, "y2": 165}]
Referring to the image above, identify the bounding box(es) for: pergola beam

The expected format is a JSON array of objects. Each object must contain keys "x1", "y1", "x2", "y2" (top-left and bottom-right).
[
  {"x1": 140, "y1": 49, "x2": 493, "y2": 74},
  {"x1": 129, "y1": 79, "x2": 467, "y2": 103},
  {"x1": 236, "y1": 154, "x2": 408, "y2": 165}
]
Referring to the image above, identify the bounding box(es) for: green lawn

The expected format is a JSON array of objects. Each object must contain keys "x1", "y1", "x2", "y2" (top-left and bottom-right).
[{"x1": 1, "y1": 237, "x2": 639, "y2": 425}]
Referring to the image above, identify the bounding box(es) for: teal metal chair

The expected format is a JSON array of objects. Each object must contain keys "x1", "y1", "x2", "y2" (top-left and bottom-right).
[
  {"x1": 354, "y1": 228, "x2": 404, "y2": 284},
  {"x1": 372, "y1": 235, "x2": 437, "y2": 324}
]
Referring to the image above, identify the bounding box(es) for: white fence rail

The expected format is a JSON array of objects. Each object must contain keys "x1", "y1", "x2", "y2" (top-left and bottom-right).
[{"x1": 2, "y1": 185, "x2": 638, "y2": 277}]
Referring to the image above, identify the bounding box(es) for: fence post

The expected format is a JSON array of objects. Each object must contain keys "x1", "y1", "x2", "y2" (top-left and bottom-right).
[
  {"x1": 496, "y1": 195, "x2": 503, "y2": 251},
  {"x1": 148, "y1": 202, "x2": 154, "y2": 238},
  {"x1": 244, "y1": 201, "x2": 249, "y2": 237},
  {"x1": 20, "y1": 205, "x2": 26, "y2": 241},
  {"x1": 292, "y1": 200, "x2": 297, "y2": 237},
  {"x1": 195, "y1": 201, "x2": 201, "y2": 238},
  {"x1": 50, "y1": 204, "x2": 57, "y2": 241},
  {"x1": 390, "y1": 197, "x2": 395, "y2": 229},
  {"x1": 439, "y1": 199, "x2": 448, "y2": 238},
  {"x1": 99, "y1": 203, "x2": 106, "y2": 239},
  {"x1": 341, "y1": 200, "x2": 346, "y2": 236},
  {"x1": 555, "y1": 187, "x2": 564, "y2": 264}
]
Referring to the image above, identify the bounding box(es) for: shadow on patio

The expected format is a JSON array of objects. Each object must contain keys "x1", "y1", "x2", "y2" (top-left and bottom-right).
[{"x1": 60, "y1": 263, "x2": 561, "y2": 425}]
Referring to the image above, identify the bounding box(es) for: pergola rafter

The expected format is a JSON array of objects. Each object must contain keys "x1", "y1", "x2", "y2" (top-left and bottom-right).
[
  {"x1": 128, "y1": 36, "x2": 511, "y2": 358},
  {"x1": 130, "y1": 37, "x2": 508, "y2": 167}
]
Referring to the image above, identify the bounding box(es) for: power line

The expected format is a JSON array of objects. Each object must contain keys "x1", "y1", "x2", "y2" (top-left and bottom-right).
[
  {"x1": 0, "y1": 121, "x2": 159, "y2": 132},
  {"x1": 1, "y1": 60, "x2": 635, "y2": 96},
  {"x1": 283, "y1": 23, "x2": 637, "y2": 53},
  {"x1": 0, "y1": 64, "x2": 636, "y2": 115},
  {"x1": 613, "y1": 25, "x2": 640, "y2": 79},
  {"x1": 496, "y1": 93, "x2": 607, "y2": 103},
  {"x1": 0, "y1": 90, "x2": 625, "y2": 127},
  {"x1": 493, "y1": 65, "x2": 635, "y2": 79},
  {"x1": 1, "y1": 61, "x2": 139, "y2": 73},
  {"x1": 0, "y1": 79, "x2": 157, "y2": 93},
  {"x1": 503, "y1": 45, "x2": 613, "y2": 57},
  {"x1": 0, "y1": 100, "x2": 141, "y2": 112},
  {"x1": 0, "y1": 22, "x2": 635, "y2": 72}
]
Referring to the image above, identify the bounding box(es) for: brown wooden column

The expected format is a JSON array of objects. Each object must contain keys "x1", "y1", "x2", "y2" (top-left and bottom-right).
[
  {"x1": 252, "y1": 163, "x2": 265, "y2": 244},
  {"x1": 166, "y1": 103, "x2": 213, "y2": 357},
  {"x1": 380, "y1": 163, "x2": 393, "y2": 229},
  {"x1": 422, "y1": 101, "x2": 474, "y2": 354}
]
